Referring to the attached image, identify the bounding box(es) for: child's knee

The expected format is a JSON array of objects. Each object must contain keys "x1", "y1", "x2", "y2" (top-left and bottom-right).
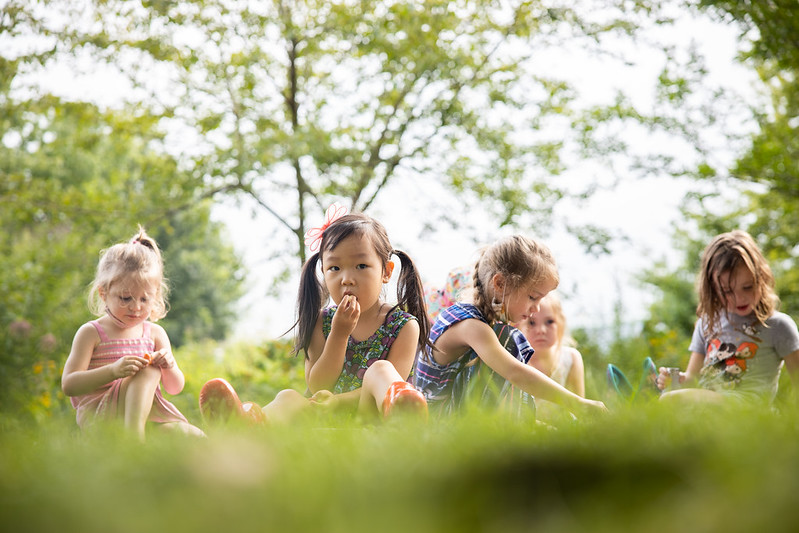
[
  {"x1": 273, "y1": 388, "x2": 307, "y2": 405},
  {"x1": 264, "y1": 389, "x2": 311, "y2": 422},
  {"x1": 365, "y1": 359, "x2": 394, "y2": 378},
  {"x1": 130, "y1": 364, "x2": 162, "y2": 386}
]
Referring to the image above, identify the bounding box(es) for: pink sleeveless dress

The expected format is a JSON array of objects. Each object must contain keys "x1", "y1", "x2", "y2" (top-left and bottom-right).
[{"x1": 70, "y1": 320, "x2": 189, "y2": 428}]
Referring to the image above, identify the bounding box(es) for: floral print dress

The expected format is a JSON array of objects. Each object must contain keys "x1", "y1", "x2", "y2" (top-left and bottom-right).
[{"x1": 322, "y1": 305, "x2": 415, "y2": 393}]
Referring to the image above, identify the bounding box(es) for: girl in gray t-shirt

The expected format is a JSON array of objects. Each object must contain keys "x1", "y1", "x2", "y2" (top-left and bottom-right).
[{"x1": 657, "y1": 230, "x2": 799, "y2": 405}]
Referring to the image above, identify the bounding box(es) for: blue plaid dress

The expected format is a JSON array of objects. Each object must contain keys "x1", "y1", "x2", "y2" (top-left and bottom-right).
[{"x1": 413, "y1": 303, "x2": 536, "y2": 417}]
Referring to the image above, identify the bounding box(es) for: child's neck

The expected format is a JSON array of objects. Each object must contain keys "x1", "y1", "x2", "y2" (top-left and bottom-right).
[
  {"x1": 349, "y1": 300, "x2": 389, "y2": 342},
  {"x1": 99, "y1": 314, "x2": 144, "y2": 338}
]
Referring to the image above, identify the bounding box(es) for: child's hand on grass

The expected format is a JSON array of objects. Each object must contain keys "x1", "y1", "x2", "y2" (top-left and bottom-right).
[{"x1": 309, "y1": 390, "x2": 337, "y2": 410}]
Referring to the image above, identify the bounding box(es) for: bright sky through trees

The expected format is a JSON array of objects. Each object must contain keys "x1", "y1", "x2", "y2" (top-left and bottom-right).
[{"x1": 216, "y1": 9, "x2": 760, "y2": 342}]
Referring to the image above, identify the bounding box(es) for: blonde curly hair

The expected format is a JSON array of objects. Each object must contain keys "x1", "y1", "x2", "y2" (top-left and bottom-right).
[{"x1": 88, "y1": 226, "x2": 169, "y2": 321}]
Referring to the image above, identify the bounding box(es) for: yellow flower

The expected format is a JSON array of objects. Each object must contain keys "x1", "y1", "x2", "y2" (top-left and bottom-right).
[{"x1": 32, "y1": 362, "x2": 44, "y2": 375}]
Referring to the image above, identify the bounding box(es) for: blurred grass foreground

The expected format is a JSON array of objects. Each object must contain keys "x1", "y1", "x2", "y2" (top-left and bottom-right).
[{"x1": 3, "y1": 401, "x2": 799, "y2": 533}]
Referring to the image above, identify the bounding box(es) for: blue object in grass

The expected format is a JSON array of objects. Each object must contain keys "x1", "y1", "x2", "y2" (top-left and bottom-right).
[{"x1": 607, "y1": 363, "x2": 634, "y2": 400}]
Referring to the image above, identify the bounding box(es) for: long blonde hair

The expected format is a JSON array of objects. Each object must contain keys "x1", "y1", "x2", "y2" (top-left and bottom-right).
[
  {"x1": 697, "y1": 229, "x2": 778, "y2": 335},
  {"x1": 88, "y1": 226, "x2": 169, "y2": 321}
]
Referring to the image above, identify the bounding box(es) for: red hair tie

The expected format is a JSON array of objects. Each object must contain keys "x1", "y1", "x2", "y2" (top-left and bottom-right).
[{"x1": 304, "y1": 202, "x2": 348, "y2": 253}]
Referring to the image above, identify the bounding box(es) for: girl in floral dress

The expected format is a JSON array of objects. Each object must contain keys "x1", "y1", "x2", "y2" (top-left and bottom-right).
[{"x1": 200, "y1": 204, "x2": 429, "y2": 424}]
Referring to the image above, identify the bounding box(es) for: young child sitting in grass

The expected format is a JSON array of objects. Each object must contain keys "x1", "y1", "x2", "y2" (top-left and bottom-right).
[{"x1": 199, "y1": 204, "x2": 430, "y2": 426}]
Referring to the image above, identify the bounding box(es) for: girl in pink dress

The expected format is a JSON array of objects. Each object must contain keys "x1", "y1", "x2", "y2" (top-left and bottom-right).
[{"x1": 61, "y1": 226, "x2": 204, "y2": 440}]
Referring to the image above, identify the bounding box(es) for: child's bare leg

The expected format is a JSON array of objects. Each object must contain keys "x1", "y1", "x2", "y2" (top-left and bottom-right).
[
  {"x1": 361, "y1": 360, "x2": 426, "y2": 418},
  {"x1": 261, "y1": 389, "x2": 311, "y2": 424},
  {"x1": 361, "y1": 360, "x2": 404, "y2": 413},
  {"x1": 158, "y1": 421, "x2": 206, "y2": 437},
  {"x1": 118, "y1": 365, "x2": 162, "y2": 440},
  {"x1": 660, "y1": 388, "x2": 725, "y2": 405}
]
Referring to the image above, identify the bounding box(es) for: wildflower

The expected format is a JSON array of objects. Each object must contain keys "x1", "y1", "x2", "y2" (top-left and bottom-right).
[
  {"x1": 39, "y1": 333, "x2": 57, "y2": 353},
  {"x1": 9, "y1": 319, "x2": 32, "y2": 338}
]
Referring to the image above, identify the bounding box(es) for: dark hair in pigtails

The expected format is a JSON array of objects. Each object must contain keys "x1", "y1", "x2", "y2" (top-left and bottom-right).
[
  {"x1": 392, "y1": 249, "x2": 432, "y2": 351},
  {"x1": 289, "y1": 211, "x2": 432, "y2": 356},
  {"x1": 292, "y1": 252, "x2": 327, "y2": 356}
]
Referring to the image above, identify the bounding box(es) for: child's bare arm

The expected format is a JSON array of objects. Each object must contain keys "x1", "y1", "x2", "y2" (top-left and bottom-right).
[
  {"x1": 151, "y1": 324, "x2": 184, "y2": 395},
  {"x1": 61, "y1": 323, "x2": 148, "y2": 396},
  {"x1": 384, "y1": 319, "x2": 420, "y2": 380},
  {"x1": 457, "y1": 321, "x2": 605, "y2": 415},
  {"x1": 783, "y1": 350, "x2": 799, "y2": 404},
  {"x1": 657, "y1": 351, "x2": 703, "y2": 390},
  {"x1": 566, "y1": 349, "x2": 586, "y2": 397},
  {"x1": 306, "y1": 302, "x2": 358, "y2": 393},
  {"x1": 684, "y1": 351, "x2": 704, "y2": 382}
]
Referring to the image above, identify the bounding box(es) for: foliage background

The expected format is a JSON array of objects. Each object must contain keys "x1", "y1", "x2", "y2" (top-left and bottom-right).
[
  {"x1": 2, "y1": 0, "x2": 798, "y2": 415},
  {"x1": 2, "y1": 0, "x2": 799, "y2": 529}
]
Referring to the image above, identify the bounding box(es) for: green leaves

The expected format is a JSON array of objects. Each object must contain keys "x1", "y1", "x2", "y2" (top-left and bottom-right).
[{"x1": 14, "y1": 0, "x2": 691, "y2": 261}]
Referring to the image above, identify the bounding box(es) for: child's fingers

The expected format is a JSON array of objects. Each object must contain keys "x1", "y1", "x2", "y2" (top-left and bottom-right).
[
  {"x1": 118, "y1": 356, "x2": 147, "y2": 377},
  {"x1": 343, "y1": 297, "x2": 360, "y2": 318},
  {"x1": 150, "y1": 351, "x2": 175, "y2": 369}
]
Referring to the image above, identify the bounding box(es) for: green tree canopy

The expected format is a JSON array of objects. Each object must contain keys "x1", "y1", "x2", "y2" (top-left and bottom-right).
[
  {"x1": 0, "y1": 49, "x2": 243, "y2": 416},
  {"x1": 17, "y1": 0, "x2": 721, "y2": 269},
  {"x1": 687, "y1": 0, "x2": 799, "y2": 315},
  {"x1": 633, "y1": 0, "x2": 799, "y2": 372}
]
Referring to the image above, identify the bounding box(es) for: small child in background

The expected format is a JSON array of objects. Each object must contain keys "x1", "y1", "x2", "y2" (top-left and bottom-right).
[
  {"x1": 517, "y1": 292, "x2": 584, "y2": 396},
  {"x1": 516, "y1": 292, "x2": 585, "y2": 423},
  {"x1": 656, "y1": 230, "x2": 799, "y2": 407},
  {"x1": 61, "y1": 227, "x2": 204, "y2": 440},
  {"x1": 199, "y1": 204, "x2": 429, "y2": 425},
  {"x1": 426, "y1": 270, "x2": 586, "y2": 413},
  {"x1": 414, "y1": 235, "x2": 605, "y2": 419}
]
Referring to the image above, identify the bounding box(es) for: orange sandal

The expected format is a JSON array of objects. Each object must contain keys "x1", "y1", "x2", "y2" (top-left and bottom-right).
[
  {"x1": 382, "y1": 381, "x2": 428, "y2": 419},
  {"x1": 199, "y1": 378, "x2": 244, "y2": 424},
  {"x1": 241, "y1": 401, "x2": 267, "y2": 424},
  {"x1": 199, "y1": 378, "x2": 267, "y2": 426}
]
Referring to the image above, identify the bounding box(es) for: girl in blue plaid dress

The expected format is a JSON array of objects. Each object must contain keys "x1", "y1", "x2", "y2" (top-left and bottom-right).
[{"x1": 414, "y1": 235, "x2": 606, "y2": 419}]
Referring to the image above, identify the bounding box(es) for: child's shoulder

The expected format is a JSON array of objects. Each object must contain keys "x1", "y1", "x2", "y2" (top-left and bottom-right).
[
  {"x1": 765, "y1": 311, "x2": 799, "y2": 333},
  {"x1": 443, "y1": 302, "x2": 483, "y2": 320},
  {"x1": 147, "y1": 321, "x2": 169, "y2": 341},
  {"x1": 768, "y1": 310, "x2": 796, "y2": 323},
  {"x1": 147, "y1": 320, "x2": 167, "y2": 333},
  {"x1": 563, "y1": 345, "x2": 583, "y2": 361},
  {"x1": 387, "y1": 305, "x2": 415, "y2": 323},
  {"x1": 74, "y1": 320, "x2": 102, "y2": 343}
]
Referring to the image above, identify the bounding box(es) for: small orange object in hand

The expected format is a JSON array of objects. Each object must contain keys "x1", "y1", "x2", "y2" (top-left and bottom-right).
[{"x1": 143, "y1": 353, "x2": 152, "y2": 365}]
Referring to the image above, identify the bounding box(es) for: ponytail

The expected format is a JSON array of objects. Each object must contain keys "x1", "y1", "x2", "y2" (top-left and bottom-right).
[
  {"x1": 291, "y1": 253, "x2": 327, "y2": 356},
  {"x1": 131, "y1": 225, "x2": 161, "y2": 259},
  {"x1": 471, "y1": 250, "x2": 494, "y2": 321},
  {"x1": 392, "y1": 249, "x2": 432, "y2": 351}
]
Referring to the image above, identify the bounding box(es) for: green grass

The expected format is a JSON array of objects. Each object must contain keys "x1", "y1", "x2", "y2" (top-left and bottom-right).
[
  {"x1": 3, "y1": 402, "x2": 799, "y2": 533},
  {"x1": 5, "y1": 338, "x2": 798, "y2": 532}
]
